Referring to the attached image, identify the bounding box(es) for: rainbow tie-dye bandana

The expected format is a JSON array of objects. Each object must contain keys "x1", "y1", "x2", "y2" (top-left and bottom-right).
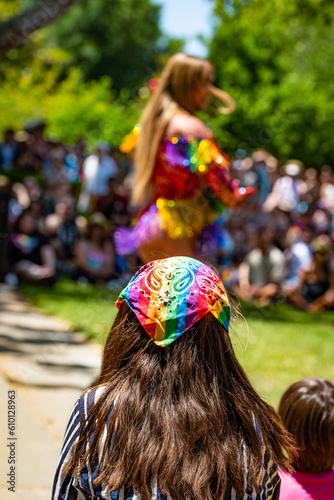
[{"x1": 116, "y1": 256, "x2": 231, "y2": 347}]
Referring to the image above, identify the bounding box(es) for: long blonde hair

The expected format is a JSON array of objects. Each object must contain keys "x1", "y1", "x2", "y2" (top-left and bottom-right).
[{"x1": 132, "y1": 53, "x2": 235, "y2": 206}]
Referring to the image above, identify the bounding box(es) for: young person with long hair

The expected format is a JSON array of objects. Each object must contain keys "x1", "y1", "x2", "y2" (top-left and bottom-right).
[
  {"x1": 278, "y1": 378, "x2": 334, "y2": 500},
  {"x1": 52, "y1": 256, "x2": 295, "y2": 500},
  {"x1": 116, "y1": 53, "x2": 255, "y2": 263}
]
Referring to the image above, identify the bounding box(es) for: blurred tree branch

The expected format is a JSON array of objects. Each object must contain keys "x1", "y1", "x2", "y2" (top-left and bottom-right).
[{"x1": 0, "y1": 0, "x2": 82, "y2": 51}]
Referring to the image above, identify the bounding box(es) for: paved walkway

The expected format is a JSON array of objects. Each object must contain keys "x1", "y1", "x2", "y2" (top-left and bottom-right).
[{"x1": 0, "y1": 285, "x2": 102, "y2": 500}]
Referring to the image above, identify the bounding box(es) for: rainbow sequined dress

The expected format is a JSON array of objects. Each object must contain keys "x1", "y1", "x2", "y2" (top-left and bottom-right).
[{"x1": 115, "y1": 134, "x2": 254, "y2": 256}]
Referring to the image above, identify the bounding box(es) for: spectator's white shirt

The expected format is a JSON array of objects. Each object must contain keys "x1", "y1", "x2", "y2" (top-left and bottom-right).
[
  {"x1": 283, "y1": 242, "x2": 312, "y2": 290},
  {"x1": 83, "y1": 154, "x2": 118, "y2": 196},
  {"x1": 246, "y1": 246, "x2": 284, "y2": 287},
  {"x1": 291, "y1": 241, "x2": 312, "y2": 270},
  {"x1": 273, "y1": 176, "x2": 303, "y2": 211},
  {"x1": 321, "y1": 183, "x2": 334, "y2": 211}
]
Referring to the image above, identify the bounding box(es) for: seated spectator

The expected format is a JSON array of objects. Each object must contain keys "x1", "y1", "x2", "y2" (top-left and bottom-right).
[
  {"x1": 96, "y1": 177, "x2": 130, "y2": 226},
  {"x1": 301, "y1": 168, "x2": 319, "y2": 206},
  {"x1": 263, "y1": 160, "x2": 305, "y2": 220},
  {"x1": 78, "y1": 142, "x2": 119, "y2": 212},
  {"x1": 74, "y1": 137, "x2": 87, "y2": 170},
  {"x1": 289, "y1": 235, "x2": 334, "y2": 312},
  {"x1": 9, "y1": 176, "x2": 43, "y2": 227},
  {"x1": 225, "y1": 215, "x2": 248, "y2": 261},
  {"x1": 43, "y1": 146, "x2": 71, "y2": 212},
  {"x1": 278, "y1": 378, "x2": 334, "y2": 500},
  {"x1": 282, "y1": 225, "x2": 313, "y2": 296},
  {"x1": 55, "y1": 198, "x2": 80, "y2": 260},
  {"x1": 0, "y1": 128, "x2": 17, "y2": 171},
  {"x1": 268, "y1": 207, "x2": 291, "y2": 250},
  {"x1": 6, "y1": 209, "x2": 56, "y2": 286},
  {"x1": 216, "y1": 224, "x2": 235, "y2": 268},
  {"x1": 292, "y1": 224, "x2": 313, "y2": 264},
  {"x1": 45, "y1": 197, "x2": 80, "y2": 278},
  {"x1": 318, "y1": 166, "x2": 334, "y2": 214},
  {"x1": 264, "y1": 152, "x2": 280, "y2": 188},
  {"x1": 239, "y1": 157, "x2": 258, "y2": 192},
  {"x1": 235, "y1": 227, "x2": 284, "y2": 305},
  {"x1": 64, "y1": 150, "x2": 81, "y2": 183},
  {"x1": 243, "y1": 222, "x2": 260, "y2": 254},
  {"x1": 311, "y1": 208, "x2": 332, "y2": 235},
  {"x1": 75, "y1": 213, "x2": 114, "y2": 284},
  {"x1": 252, "y1": 150, "x2": 272, "y2": 207},
  {"x1": 23, "y1": 120, "x2": 50, "y2": 173}
]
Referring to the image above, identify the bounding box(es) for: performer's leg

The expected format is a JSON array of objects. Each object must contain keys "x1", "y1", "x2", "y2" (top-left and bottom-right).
[{"x1": 138, "y1": 235, "x2": 195, "y2": 263}]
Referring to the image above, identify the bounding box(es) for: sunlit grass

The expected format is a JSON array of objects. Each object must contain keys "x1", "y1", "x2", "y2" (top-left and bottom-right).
[
  {"x1": 232, "y1": 303, "x2": 334, "y2": 407},
  {"x1": 20, "y1": 280, "x2": 334, "y2": 408}
]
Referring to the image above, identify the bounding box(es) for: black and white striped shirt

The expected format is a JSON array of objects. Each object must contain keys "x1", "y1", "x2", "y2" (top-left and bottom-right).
[{"x1": 52, "y1": 387, "x2": 281, "y2": 500}]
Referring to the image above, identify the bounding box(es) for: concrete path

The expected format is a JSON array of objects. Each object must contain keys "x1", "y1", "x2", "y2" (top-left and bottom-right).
[{"x1": 0, "y1": 285, "x2": 102, "y2": 500}]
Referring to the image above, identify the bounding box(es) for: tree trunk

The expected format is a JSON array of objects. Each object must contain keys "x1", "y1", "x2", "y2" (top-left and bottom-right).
[{"x1": 0, "y1": 0, "x2": 82, "y2": 51}]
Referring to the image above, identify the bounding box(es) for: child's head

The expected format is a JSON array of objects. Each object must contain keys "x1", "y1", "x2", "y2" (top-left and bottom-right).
[{"x1": 278, "y1": 377, "x2": 334, "y2": 473}]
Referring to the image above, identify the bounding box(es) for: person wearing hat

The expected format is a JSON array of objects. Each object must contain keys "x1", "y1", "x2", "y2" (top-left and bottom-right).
[
  {"x1": 75, "y1": 212, "x2": 114, "y2": 283},
  {"x1": 52, "y1": 256, "x2": 296, "y2": 500}
]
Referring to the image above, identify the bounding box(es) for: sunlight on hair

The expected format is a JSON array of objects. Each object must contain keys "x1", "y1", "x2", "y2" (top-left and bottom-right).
[
  {"x1": 132, "y1": 53, "x2": 235, "y2": 206},
  {"x1": 228, "y1": 290, "x2": 250, "y2": 365}
]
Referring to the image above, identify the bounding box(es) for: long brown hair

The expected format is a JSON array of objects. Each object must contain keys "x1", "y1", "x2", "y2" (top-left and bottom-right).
[
  {"x1": 66, "y1": 304, "x2": 295, "y2": 499},
  {"x1": 132, "y1": 53, "x2": 235, "y2": 206},
  {"x1": 278, "y1": 377, "x2": 334, "y2": 473}
]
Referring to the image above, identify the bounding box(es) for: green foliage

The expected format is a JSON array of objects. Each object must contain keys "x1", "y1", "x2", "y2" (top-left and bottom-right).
[
  {"x1": 0, "y1": 0, "x2": 182, "y2": 145},
  {"x1": 0, "y1": 3, "x2": 149, "y2": 146},
  {"x1": 0, "y1": 1, "x2": 46, "y2": 78},
  {"x1": 0, "y1": 46, "x2": 142, "y2": 145},
  {"x1": 47, "y1": 0, "x2": 183, "y2": 92},
  {"x1": 44, "y1": 71, "x2": 141, "y2": 146},
  {"x1": 208, "y1": 0, "x2": 334, "y2": 167},
  {"x1": 0, "y1": 0, "x2": 19, "y2": 19}
]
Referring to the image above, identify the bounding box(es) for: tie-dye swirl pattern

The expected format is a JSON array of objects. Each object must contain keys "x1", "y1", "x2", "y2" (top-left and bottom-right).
[{"x1": 116, "y1": 257, "x2": 231, "y2": 346}]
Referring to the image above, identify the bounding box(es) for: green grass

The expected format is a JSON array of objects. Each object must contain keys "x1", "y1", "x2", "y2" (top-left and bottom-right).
[
  {"x1": 232, "y1": 303, "x2": 334, "y2": 407},
  {"x1": 20, "y1": 279, "x2": 334, "y2": 408}
]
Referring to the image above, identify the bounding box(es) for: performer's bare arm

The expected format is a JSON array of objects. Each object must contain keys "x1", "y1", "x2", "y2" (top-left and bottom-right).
[{"x1": 165, "y1": 113, "x2": 212, "y2": 139}]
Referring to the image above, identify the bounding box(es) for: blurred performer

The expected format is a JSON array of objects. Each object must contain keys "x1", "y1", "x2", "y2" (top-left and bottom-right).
[{"x1": 116, "y1": 53, "x2": 255, "y2": 263}]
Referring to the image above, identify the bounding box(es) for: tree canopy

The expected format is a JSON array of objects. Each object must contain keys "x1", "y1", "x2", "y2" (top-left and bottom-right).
[
  {"x1": 1, "y1": 0, "x2": 333, "y2": 167},
  {"x1": 0, "y1": 0, "x2": 182, "y2": 145},
  {"x1": 207, "y1": 0, "x2": 334, "y2": 167},
  {"x1": 0, "y1": 0, "x2": 81, "y2": 51},
  {"x1": 47, "y1": 0, "x2": 182, "y2": 92}
]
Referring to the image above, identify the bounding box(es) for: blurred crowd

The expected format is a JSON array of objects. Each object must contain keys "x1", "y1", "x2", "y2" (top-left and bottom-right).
[{"x1": 0, "y1": 122, "x2": 333, "y2": 312}]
